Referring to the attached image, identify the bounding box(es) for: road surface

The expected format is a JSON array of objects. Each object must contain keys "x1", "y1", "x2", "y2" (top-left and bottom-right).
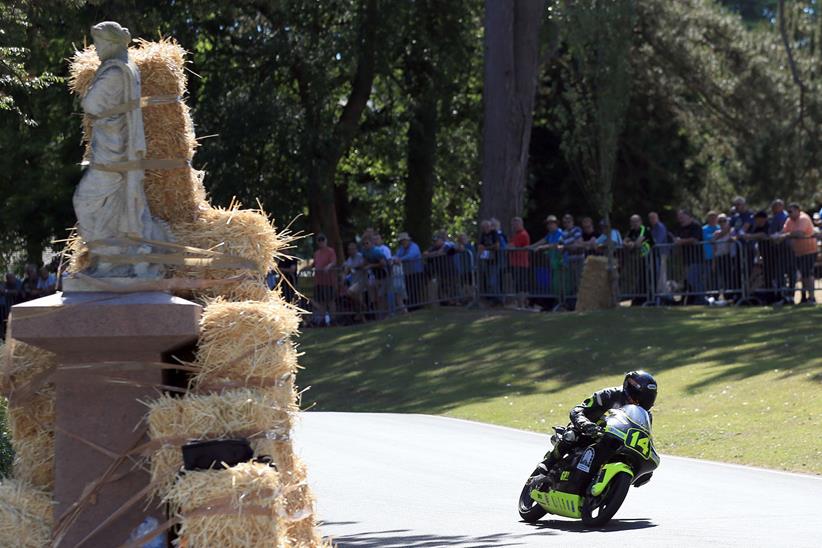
[{"x1": 294, "y1": 412, "x2": 822, "y2": 547}]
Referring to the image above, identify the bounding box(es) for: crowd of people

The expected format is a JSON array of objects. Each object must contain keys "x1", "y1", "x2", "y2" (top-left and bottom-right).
[
  {"x1": 289, "y1": 196, "x2": 821, "y2": 324},
  {"x1": 0, "y1": 262, "x2": 60, "y2": 333}
]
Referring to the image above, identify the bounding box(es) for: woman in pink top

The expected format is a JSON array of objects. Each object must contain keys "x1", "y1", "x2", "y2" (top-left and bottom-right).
[{"x1": 781, "y1": 204, "x2": 817, "y2": 304}]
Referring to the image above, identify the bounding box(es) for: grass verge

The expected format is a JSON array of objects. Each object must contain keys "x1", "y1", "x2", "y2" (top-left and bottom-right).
[{"x1": 298, "y1": 306, "x2": 822, "y2": 474}]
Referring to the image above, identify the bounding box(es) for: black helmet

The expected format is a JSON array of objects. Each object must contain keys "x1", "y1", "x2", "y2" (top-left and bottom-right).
[{"x1": 623, "y1": 370, "x2": 658, "y2": 410}]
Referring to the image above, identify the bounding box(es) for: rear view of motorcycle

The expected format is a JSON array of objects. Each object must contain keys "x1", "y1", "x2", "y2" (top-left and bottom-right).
[{"x1": 517, "y1": 404, "x2": 660, "y2": 526}]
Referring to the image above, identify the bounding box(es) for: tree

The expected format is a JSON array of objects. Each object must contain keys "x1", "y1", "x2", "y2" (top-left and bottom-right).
[{"x1": 479, "y1": 0, "x2": 544, "y2": 232}]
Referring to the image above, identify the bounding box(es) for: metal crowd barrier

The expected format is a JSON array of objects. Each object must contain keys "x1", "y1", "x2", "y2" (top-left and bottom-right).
[{"x1": 297, "y1": 234, "x2": 820, "y2": 324}]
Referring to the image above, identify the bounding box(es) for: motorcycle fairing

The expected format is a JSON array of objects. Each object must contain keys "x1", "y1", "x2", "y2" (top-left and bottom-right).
[
  {"x1": 589, "y1": 462, "x2": 634, "y2": 497},
  {"x1": 530, "y1": 488, "x2": 583, "y2": 518}
]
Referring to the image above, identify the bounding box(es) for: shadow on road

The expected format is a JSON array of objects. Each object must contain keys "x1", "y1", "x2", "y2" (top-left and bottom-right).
[
  {"x1": 526, "y1": 517, "x2": 657, "y2": 533},
  {"x1": 326, "y1": 527, "x2": 555, "y2": 547}
]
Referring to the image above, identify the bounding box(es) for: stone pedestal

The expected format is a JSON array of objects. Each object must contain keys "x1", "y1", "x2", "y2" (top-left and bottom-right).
[{"x1": 11, "y1": 291, "x2": 201, "y2": 547}]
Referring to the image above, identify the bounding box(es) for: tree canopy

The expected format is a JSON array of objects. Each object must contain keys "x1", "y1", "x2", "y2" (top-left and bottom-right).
[{"x1": 1, "y1": 0, "x2": 820, "y2": 267}]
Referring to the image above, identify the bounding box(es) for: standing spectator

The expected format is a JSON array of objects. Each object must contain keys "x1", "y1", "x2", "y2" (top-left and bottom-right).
[
  {"x1": 649, "y1": 211, "x2": 671, "y2": 298},
  {"x1": 305, "y1": 234, "x2": 338, "y2": 325},
  {"x1": 424, "y1": 230, "x2": 457, "y2": 304},
  {"x1": 624, "y1": 214, "x2": 654, "y2": 303},
  {"x1": 560, "y1": 214, "x2": 584, "y2": 298},
  {"x1": 509, "y1": 217, "x2": 531, "y2": 308},
  {"x1": 743, "y1": 211, "x2": 780, "y2": 303},
  {"x1": 21, "y1": 264, "x2": 39, "y2": 300},
  {"x1": 578, "y1": 217, "x2": 600, "y2": 251},
  {"x1": 673, "y1": 209, "x2": 706, "y2": 304},
  {"x1": 730, "y1": 196, "x2": 753, "y2": 235},
  {"x1": 769, "y1": 199, "x2": 788, "y2": 234},
  {"x1": 373, "y1": 233, "x2": 392, "y2": 261},
  {"x1": 276, "y1": 255, "x2": 299, "y2": 303},
  {"x1": 560, "y1": 214, "x2": 582, "y2": 248},
  {"x1": 395, "y1": 232, "x2": 423, "y2": 310},
  {"x1": 454, "y1": 233, "x2": 476, "y2": 301},
  {"x1": 702, "y1": 211, "x2": 720, "y2": 291},
  {"x1": 362, "y1": 235, "x2": 389, "y2": 314},
  {"x1": 532, "y1": 215, "x2": 565, "y2": 299},
  {"x1": 491, "y1": 218, "x2": 508, "y2": 250},
  {"x1": 781, "y1": 203, "x2": 816, "y2": 304},
  {"x1": 343, "y1": 241, "x2": 367, "y2": 318},
  {"x1": 595, "y1": 219, "x2": 623, "y2": 249},
  {"x1": 712, "y1": 214, "x2": 739, "y2": 301},
  {"x1": 35, "y1": 267, "x2": 56, "y2": 297},
  {"x1": 477, "y1": 220, "x2": 501, "y2": 299}
]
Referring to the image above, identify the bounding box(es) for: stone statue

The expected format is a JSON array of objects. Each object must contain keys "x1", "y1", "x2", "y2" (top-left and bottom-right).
[{"x1": 73, "y1": 21, "x2": 171, "y2": 279}]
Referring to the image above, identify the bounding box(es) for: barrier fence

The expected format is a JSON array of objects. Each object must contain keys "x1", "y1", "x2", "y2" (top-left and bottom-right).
[{"x1": 262, "y1": 235, "x2": 822, "y2": 325}]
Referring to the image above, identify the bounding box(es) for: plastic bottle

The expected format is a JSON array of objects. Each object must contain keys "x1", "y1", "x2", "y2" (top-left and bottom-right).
[{"x1": 128, "y1": 516, "x2": 165, "y2": 548}]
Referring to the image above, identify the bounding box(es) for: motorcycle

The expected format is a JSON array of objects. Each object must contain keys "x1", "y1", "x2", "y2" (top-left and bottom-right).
[{"x1": 517, "y1": 404, "x2": 660, "y2": 526}]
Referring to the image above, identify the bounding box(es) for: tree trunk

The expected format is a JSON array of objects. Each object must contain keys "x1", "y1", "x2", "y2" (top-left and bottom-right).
[
  {"x1": 404, "y1": 85, "x2": 438, "y2": 248},
  {"x1": 480, "y1": 0, "x2": 544, "y2": 231}
]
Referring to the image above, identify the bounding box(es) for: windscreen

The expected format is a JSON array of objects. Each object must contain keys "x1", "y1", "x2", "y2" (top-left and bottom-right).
[{"x1": 621, "y1": 404, "x2": 652, "y2": 431}]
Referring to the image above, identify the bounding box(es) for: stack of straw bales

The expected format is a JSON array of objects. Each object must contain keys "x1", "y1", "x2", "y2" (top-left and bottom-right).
[
  {"x1": 0, "y1": 479, "x2": 52, "y2": 548},
  {"x1": 575, "y1": 255, "x2": 614, "y2": 312},
  {"x1": 0, "y1": 38, "x2": 323, "y2": 547}
]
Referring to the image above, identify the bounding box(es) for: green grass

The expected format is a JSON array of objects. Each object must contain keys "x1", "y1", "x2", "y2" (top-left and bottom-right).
[{"x1": 297, "y1": 306, "x2": 822, "y2": 474}]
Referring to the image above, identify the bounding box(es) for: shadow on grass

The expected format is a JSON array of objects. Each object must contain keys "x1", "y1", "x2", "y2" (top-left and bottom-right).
[{"x1": 298, "y1": 307, "x2": 821, "y2": 414}]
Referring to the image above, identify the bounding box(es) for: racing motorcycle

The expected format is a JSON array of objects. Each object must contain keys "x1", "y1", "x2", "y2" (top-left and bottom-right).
[{"x1": 517, "y1": 404, "x2": 660, "y2": 526}]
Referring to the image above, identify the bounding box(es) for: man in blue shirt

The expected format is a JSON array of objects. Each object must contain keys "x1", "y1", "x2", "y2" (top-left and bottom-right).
[
  {"x1": 769, "y1": 199, "x2": 788, "y2": 235},
  {"x1": 702, "y1": 211, "x2": 720, "y2": 291},
  {"x1": 394, "y1": 232, "x2": 423, "y2": 309},
  {"x1": 730, "y1": 196, "x2": 753, "y2": 235}
]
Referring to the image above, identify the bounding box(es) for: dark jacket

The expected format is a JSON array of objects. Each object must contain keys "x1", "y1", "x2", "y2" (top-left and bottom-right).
[{"x1": 569, "y1": 386, "x2": 653, "y2": 430}]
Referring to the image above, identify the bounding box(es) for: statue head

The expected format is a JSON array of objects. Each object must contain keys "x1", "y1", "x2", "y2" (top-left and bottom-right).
[{"x1": 90, "y1": 21, "x2": 131, "y2": 61}]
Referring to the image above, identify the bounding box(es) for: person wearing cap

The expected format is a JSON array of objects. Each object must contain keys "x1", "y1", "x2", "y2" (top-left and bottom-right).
[
  {"x1": 394, "y1": 232, "x2": 423, "y2": 309},
  {"x1": 532, "y1": 215, "x2": 564, "y2": 250},
  {"x1": 779, "y1": 204, "x2": 817, "y2": 304}
]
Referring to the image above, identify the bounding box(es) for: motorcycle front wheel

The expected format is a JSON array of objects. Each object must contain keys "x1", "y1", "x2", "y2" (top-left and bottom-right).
[
  {"x1": 581, "y1": 471, "x2": 632, "y2": 526},
  {"x1": 518, "y1": 466, "x2": 548, "y2": 523}
]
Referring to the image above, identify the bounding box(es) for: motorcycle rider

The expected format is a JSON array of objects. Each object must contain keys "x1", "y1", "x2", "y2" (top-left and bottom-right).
[{"x1": 532, "y1": 370, "x2": 658, "y2": 488}]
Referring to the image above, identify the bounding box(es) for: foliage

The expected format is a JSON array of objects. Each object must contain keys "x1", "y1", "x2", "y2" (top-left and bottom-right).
[{"x1": 298, "y1": 307, "x2": 822, "y2": 474}]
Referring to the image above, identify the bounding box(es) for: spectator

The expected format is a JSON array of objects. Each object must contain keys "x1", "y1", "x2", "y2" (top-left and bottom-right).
[
  {"x1": 532, "y1": 215, "x2": 564, "y2": 250},
  {"x1": 648, "y1": 211, "x2": 670, "y2": 297},
  {"x1": 21, "y1": 264, "x2": 39, "y2": 300},
  {"x1": 477, "y1": 220, "x2": 501, "y2": 298},
  {"x1": 624, "y1": 214, "x2": 654, "y2": 303},
  {"x1": 702, "y1": 211, "x2": 720, "y2": 290},
  {"x1": 491, "y1": 218, "x2": 508, "y2": 250},
  {"x1": 744, "y1": 211, "x2": 780, "y2": 303},
  {"x1": 509, "y1": 217, "x2": 531, "y2": 308},
  {"x1": 712, "y1": 214, "x2": 739, "y2": 300},
  {"x1": 578, "y1": 217, "x2": 600, "y2": 251},
  {"x1": 305, "y1": 234, "x2": 337, "y2": 325},
  {"x1": 673, "y1": 209, "x2": 706, "y2": 304},
  {"x1": 730, "y1": 196, "x2": 753, "y2": 235},
  {"x1": 276, "y1": 255, "x2": 299, "y2": 303},
  {"x1": 781, "y1": 203, "x2": 816, "y2": 304},
  {"x1": 595, "y1": 219, "x2": 623, "y2": 249},
  {"x1": 395, "y1": 232, "x2": 423, "y2": 310},
  {"x1": 343, "y1": 241, "x2": 367, "y2": 317},
  {"x1": 560, "y1": 214, "x2": 582, "y2": 249},
  {"x1": 424, "y1": 230, "x2": 457, "y2": 304},
  {"x1": 531, "y1": 215, "x2": 565, "y2": 299},
  {"x1": 769, "y1": 199, "x2": 788, "y2": 234},
  {"x1": 373, "y1": 233, "x2": 392, "y2": 261},
  {"x1": 454, "y1": 233, "x2": 476, "y2": 300},
  {"x1": 36, "y1": 267, "x2": 56, "y2": 297},
  {"x1": 362, "y1": 235, "x2": 389, "y2": 314}
]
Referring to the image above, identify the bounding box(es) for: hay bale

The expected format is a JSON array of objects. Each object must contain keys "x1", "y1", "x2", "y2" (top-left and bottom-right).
[
  {"x1": 7, "y1": 388, "x2": 55, "y2": 490},
  {"x1": 164, "y1": 462, "x2": 286, "y2": 548},
  {"x1": 0, "y1": 479, "x2": 53, "y2": 548},
  {"x1": 282, "y1": 458, "x2": 323, "y2": 547},
  {"x1": 173, "y1": 203, "x2": 289, "y2": 280},
  {"x1": 575, "y1": 256, "x2": 614, "y2": 312},
  {"x1": 1, "y1": 340, "x2": 56, "y2": 397},
  {"x1": 69, "y1": 39, "x2": 206, "y2": 224},
  {"x1": 191, "y1": 297, "x2": 300, "y2": 391},
  {"x1": 146, "y1": 390, "x2": 294, "y2": 496}
]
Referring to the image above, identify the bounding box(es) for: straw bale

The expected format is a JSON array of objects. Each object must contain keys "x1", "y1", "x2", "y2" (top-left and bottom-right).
[
  {"x1": 575, "y1": 255, "x2": 614, "y2": 312},
  {"x1": 7, "y1": 387, "x2": 55, "y2": 490},
  {"x1": 191, "y1": 297, "x2": 300, "y2": 390},
  {"x1": 147, "y1": 389, "x2": 294, "y2": 496},
  {"x1": 173, "y1": 203, "x2": 288, "y2": 280},
  {"x1": 1, "y1": 339, "x2": 56, "y2": 397},
  {"x1": 164, "y1": 462, "x2": 286, "y2": 548},
  {"x1": 0, "y1": 479, "x2": 53, "y2": 548},
  {"x1": 68, "y1": 39, "x2": 206, "y2": 224},
  {"x1": 282, "y1": 459, "x2": 323, "y2": 547}
]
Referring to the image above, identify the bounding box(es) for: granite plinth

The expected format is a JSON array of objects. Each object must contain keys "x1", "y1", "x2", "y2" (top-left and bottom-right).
[{"x1": 10, "y1": 291, "x2": 201, "y2": 547}]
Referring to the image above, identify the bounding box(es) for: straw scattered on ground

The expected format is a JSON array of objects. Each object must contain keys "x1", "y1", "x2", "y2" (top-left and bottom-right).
[
  {"x1": 0, "y1": 479, "x2": 53, "y2": 548},
  {"x1": 164, "y1": 461, "x2": 285, "y2": 548}
]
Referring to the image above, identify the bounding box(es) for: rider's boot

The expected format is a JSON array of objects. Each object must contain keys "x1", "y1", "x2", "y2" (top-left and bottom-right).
[{"x1": 530, "y1": 442, "x2": 566, "y2": 490}]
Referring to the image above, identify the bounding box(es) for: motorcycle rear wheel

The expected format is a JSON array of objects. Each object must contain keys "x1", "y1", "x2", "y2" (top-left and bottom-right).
[
  {"x1": 581, "y1": 471, "x2": 631, "y2": 526},
  {"x1": 518, "y1": 466, "x2": 548, "y2": 523}
]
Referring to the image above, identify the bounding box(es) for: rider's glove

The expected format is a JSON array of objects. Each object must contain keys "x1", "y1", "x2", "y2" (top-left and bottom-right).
[{"x1": 581, "y1": 422, "x2": 601, "y2": 437}]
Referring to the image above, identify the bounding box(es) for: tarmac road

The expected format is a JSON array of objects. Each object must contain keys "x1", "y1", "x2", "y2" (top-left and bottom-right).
[{"x1": 295, "y1": 412, "x2": 822, "y2": 548}]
